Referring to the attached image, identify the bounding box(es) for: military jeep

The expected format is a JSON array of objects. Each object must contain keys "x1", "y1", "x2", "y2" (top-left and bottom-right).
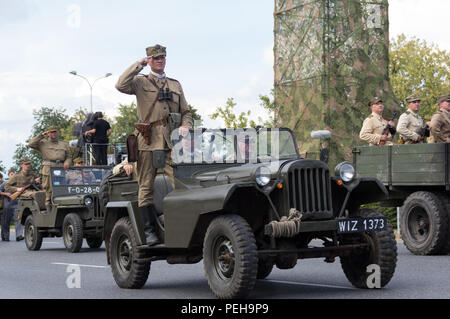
[
  {"x1": 103, "y1": 128, "x2": 397, "y2": 298},
  {"x1": 18, "y1": 166, "x2": 111, "y2": 253}
]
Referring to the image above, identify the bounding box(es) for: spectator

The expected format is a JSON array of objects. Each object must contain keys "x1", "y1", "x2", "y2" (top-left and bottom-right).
[{"x1": 85, "y1": 111, "x2": 112, "y2": 165}]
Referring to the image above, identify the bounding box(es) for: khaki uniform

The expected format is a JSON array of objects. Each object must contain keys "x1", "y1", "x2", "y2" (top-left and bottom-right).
[
  {"x1": 5, "y1": 171, "x2": 38, "y2": 198},
  {"x1": 397, "y1": 110, "x2": 423, "y2": 144},
  {"x1": 359, "y1": 112, "x2": 394, "y2": 146},
  {"x1": 430, "y1": 109, "x2": 450, "y2": 143},
  {"x1": 116, "y1": 62, "x2": 192, "y2": 207},
  {"x1": 28, "y1": 133, "x2": 71, "y2": 205}
]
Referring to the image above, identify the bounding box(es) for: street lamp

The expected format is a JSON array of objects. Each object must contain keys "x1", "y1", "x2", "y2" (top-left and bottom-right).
[{"x1": 69, "y1": 71, "x2": 112, "y2": 113}]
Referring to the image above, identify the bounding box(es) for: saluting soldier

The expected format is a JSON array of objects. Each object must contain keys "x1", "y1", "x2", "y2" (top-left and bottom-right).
[
  {"x1": 429, "y1": 94, "x2": 450, "y2": 143},
  {"x1": 397, "y1": 94, "x2": 426, "y2": 144},
  {"x1": 28, "y1": 126, "x2": 71, "y2": 213},
  {"x1": 359, "y1": 97, "x2": 396, "y2": 146},
  {"x1": 116, "y1": 44, "x2": 193, "y2": 245}
]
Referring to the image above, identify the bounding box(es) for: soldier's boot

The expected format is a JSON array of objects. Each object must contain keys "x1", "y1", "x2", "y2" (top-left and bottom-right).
[{"x1": 139, "y1": 205, "x2": 160, "y2": 246}]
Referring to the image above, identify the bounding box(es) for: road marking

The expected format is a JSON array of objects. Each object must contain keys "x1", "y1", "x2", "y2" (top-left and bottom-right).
[
  {"x1": 265, "y1": 279, "x2": 355, "y2": 290},
  {"x1": 52, "y1": 262, "x2": 109, "y2": 269}
]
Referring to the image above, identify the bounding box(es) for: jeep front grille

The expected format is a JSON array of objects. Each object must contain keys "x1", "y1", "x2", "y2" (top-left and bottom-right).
[{"x1": 288, "y1": 166, "x2": 332, "y2": 214}]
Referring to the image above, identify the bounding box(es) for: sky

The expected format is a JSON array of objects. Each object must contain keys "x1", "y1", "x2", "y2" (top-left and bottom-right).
[{"x1": 0, "y1": 0, "x2": 449, "y2": 172}]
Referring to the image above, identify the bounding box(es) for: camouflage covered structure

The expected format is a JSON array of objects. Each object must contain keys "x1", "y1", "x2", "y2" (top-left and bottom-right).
[{"x1": 274, "y1": 0, "x2": 400, "y2": 167}]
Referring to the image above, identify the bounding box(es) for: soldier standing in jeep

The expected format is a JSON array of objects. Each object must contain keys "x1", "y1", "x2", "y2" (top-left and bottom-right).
[{"x1": 115, "y1": 44, "x2": 193, "y2": 245}]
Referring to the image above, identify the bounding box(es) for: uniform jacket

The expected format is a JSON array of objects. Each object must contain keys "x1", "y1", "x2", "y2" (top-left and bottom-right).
[
  {"x1": 359, "y1": 112, "x2": 394, "y2": 146},
  {"x1": 5, "y1": 171, "x2": 38, "y2": 193},
  {"x1": 115, "y1": 62, "x2": 193, "y2": 151},
  {"x1": 430, "y1": 109, "x2": 450, "y2": 143},
  {"x1": 28, "y1": 134, "x2": 71, "y2": 175},
  {"x1": 397, "y1": 110, "x2": 423, "y2": 143}
]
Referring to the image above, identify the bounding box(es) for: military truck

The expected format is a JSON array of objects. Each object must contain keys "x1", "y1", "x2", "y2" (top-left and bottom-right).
[
  {"x1": 353, "y1": 143, "x2": 450, "y2": 256},
  {"x1": 102, "y1": 128, "x2": 397, "y2": 299},
  {"x1": 18, "y1": 166, "x2": 111, "y2": 253}
]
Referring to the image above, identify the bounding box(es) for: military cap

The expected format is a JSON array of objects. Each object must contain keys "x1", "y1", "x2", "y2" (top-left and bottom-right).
[
  {"x1": 46, "y1": 126, "x2": 59, "y2": 132},
  {"x1": 19, "y1": 157, "x2": 31, "y2": 165},
  {"x1": 437, "y1": 94, "x2": 450, "y2": 104},
  {"x1": 368, "y1": 97, "x2": 383, "y2": 106},
  {"x1": 405, "y1": 94, "x2": 421, "y2": 103},
  {"x1": 146, "y1": 44, "x2": 166, "y2": 58},
  {"x1": 73, "y1": 157, "x2": 84, "y2": 164}
]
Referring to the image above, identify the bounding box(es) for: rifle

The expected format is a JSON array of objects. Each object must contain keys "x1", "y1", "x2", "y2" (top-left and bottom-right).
[
  {"x1": 10, "y1": 181, "x2": 41, "y2": 201},
  {"x1": 379, "y1": 112, "x2": 398, "y2": 146},
  {"x1": 416, "y1": 124, "x2": 430, "y2": 142}
]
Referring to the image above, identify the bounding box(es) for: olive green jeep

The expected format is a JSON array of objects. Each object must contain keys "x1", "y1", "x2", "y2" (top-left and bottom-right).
[
  {"x1": 103, "y1": 128, "x2": 397, "y2": 298},
  {"x1": 18, "y1": 166, "x2": 111, "y2": 252}
]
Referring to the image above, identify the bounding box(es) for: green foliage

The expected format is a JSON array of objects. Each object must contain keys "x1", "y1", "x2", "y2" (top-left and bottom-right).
[
  {"x1": 31, "y1": 107, "x2": 71, "y2": 137},
  {"x1": 210, "y1": 98, "x2": 257, "y2": 128},
  {"x1": 109, "y1": 102, "x2": 139, "y2": 144},
  {"x1": 188, "y1": 104, "x2": 203, "y2": 127},
  {"x1": 258, "y1": 90, "x2": 278, "y2": 127},
  {"x1": 389, "y1": 34, "x2": 450, "y2": 119}
]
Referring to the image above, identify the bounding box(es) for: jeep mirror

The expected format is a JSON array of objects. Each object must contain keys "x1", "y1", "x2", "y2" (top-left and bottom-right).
[{"x1": 311, "y1": 130, "x2": 331, "y2": 140}]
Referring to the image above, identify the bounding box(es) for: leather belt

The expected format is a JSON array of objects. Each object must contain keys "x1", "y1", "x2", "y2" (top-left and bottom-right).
[{"x1": 43, "y1": 160, "x2": 63, "y2": 164}]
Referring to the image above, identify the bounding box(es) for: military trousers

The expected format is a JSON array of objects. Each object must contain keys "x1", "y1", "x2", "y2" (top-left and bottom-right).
[
  {"x1": 137, "y1": 150, "x2": 174, "y2": 207},
  {"x1": 42, "y1": 174, "x2": 53, "y2": 206}
]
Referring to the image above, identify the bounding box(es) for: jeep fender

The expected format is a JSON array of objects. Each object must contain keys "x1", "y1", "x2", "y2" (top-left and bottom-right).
[
  {"x1": 163, "y1": 182, "x2": 254, "y2": 248},
  {"x1": 331, "y1": 177, "x2": 388, "y2": 213},
  {"x1": 103, "y1": 201, "x2": 145, "y2": 264}
]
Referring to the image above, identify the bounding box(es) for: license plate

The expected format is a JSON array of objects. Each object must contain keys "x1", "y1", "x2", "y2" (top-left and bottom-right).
[{"x1": 337, "y1": 217, "x2": 387, "y2": 234}]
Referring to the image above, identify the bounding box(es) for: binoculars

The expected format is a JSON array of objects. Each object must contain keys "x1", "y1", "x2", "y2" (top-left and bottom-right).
[{"x1": 158, "y1": 88, "x2": 173, "y2": 101}]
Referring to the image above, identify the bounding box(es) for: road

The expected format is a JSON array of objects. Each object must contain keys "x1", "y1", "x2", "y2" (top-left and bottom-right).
[{"x1": 0, "y1": 237, "x2": 449, "y2": 300}]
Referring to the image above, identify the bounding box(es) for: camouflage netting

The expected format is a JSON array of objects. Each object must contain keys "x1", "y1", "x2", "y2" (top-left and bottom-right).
[{"x1": 274, "y1": 0, "x2": 400, "y2": 167}]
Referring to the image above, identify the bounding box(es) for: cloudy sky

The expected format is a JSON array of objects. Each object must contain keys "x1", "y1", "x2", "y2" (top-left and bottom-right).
[{"x1": 0, "y1": 0, "x2": 449, "y2": 171}]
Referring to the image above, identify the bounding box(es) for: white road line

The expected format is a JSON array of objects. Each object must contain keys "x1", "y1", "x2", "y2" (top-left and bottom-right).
[
  {"x1": 265, "y1": 279, "x2": 355, "y2": 290},
  {"x1": 52, "y1": 262, "x2": 109, "y2": 269}
]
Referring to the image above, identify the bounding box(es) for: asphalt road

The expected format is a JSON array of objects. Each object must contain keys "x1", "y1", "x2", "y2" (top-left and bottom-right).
[{"x1": 0, "y1": 236, "x2": 449, "y2": 300}]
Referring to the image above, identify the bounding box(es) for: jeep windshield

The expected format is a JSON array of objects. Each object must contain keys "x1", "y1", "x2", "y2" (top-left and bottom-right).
[
  {"x1": 52, "y1": 167, "x2": 111, "y2": 186},
  {"x1": 172, "y1": 128, "x2": 299, "y2": 165}
]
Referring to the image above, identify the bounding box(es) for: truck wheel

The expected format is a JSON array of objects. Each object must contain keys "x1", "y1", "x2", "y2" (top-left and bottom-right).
[
  {"x1": 203, "y1": 214, "x2": 258, "y2": 299},
  {"x1": 340, "y1": 209, "x2": 397, "y2": 289},
  {"x1": 24, "y1": 215, "x2": 43, "y2": 251},
  {"x1": 400, "y1": 191, "x2": 449, "y2": 255},
  {"x1": 63, "y1": 213, "x2": 84, "y2": 253},
  {"x1": 86, "y1": 236, "x2": 103, "y2": 249},
  {"x1": 436, "y1": 193, "x2": 450, "y2": 254},
  {"x1": 110, "y1": 217, "x2": 150, "y2": 289},
  {"x1": 257, "y1": 261, "x2": 274, "y2": 280}
]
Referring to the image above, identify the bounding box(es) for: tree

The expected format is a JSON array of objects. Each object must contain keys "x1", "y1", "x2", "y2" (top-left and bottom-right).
[
  {"x1": 109, "y1": 102, "x2": 139, "y2": 144},
  {"x1": 188, "y1": 104, "x2": 203, "y2": 127},
  {"x1": 389, "y1": 34, "x2": 450, "y2": 119},
  {"x1": 0, "y1": 160, "x2": 5, "y2": 174},
  {"x1": 210, "y1": 98, "x2": 257, "y2": 128}
]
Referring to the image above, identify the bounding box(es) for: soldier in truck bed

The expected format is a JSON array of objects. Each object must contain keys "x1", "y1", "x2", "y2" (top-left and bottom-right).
[
  {"x1": 397, "y1": 94, "x2": 428, "y2": 144},
  {"x1": 429, "y1": 94, "x2": 450, "y2": 144},
  {"x1": 359, "y1": 97, "x2": 396, "y2": 146}
]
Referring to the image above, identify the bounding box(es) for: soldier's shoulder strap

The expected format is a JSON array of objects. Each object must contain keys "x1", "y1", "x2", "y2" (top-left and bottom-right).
[{"x1": 166, "y1": 77, "x2": 180, "y2": 83}]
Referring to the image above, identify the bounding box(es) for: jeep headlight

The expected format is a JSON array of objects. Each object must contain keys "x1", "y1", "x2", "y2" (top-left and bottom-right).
[
  {"x1": 255, "y1": 166, "x2": 271, "y2": 186},
  {"x1": 84, "y1": 196, "x2": 93, "y2": 206},
  {"x1": 334, "y1": 162, "x2": 355, "y2": 182}
]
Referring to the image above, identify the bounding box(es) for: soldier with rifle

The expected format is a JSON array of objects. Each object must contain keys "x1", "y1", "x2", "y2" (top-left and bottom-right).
[
  {"x1": 1, "y1": 158, "x2": 41, "y2": 241},
  {"x1": 359, "y1": 97, "x2": 397, "y2": 146},
  {"x1": 397, "y1": 94, "x2": 430, "y2": 144}
]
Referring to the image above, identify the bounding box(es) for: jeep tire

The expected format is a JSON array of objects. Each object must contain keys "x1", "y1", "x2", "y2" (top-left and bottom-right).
[
  {"x1": 340, "y1": 209, "x2": 397, "y2": 289},
  {"x1": 63, "y1": 213, "x2": 84, "y2": 253},
  {"x1": 400, "y1": 191, "x2": 449, "y2": 255},
  {"x1": 203, "y1": 214, "x2": 258, "y2": 299},
  {"x1": 110, "y1": 217, "x2": 150, "y2": 289},
  {"x1": 24, "y1": 215, "x2": 43, "y2": 251},
  {"x1": 86, "y1": 236, "x2": 103, "y2": 249}
]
